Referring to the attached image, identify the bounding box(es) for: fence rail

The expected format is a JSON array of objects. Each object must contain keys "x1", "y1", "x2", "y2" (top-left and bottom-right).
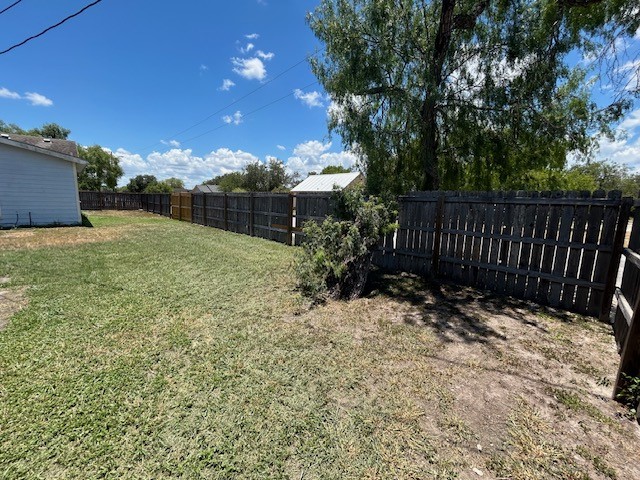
[
  {"x1": 613, "y1": 198, "x2": 640, "y2": 397},
  {"x1": 375, "y1": 191, "x2": 631, "y2": 319}
]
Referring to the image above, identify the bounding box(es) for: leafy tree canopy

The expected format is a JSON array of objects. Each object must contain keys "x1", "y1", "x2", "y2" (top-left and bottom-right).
[
  {"x1": 0, "y1": 120, "x2": 71, "y2": 139},
  {"x1": 309, "y1": 0, "x2": 638, "y2": 194},
  {"x1": 125, "y1": 175, "x2": 158, "y2": 193},
  {"x1": 77, "y1": 145, "x2": 124, "y2": 191},
  {"x1": 203, "y1": 159, "x2": 298, "y2": 192},
  {"x1": 320, "y1": 165, "x2": 353, "y2": 174}
]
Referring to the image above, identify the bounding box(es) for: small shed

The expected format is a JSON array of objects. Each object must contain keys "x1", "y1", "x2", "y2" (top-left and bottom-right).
[
  {"x1": 0, "y1": 133, "x2": 87, "y2": 228},
  {"x1": 291, "y1": 172, "x2": 363, "y2": 193}
]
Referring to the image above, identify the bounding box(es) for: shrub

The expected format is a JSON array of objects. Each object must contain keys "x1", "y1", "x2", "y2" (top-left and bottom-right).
[
  {"x1": 616, "y1": 374, "x2": 640, "y2": 419},
  {"x1": 295, "y1": 186, "x2": 397, "y2": 303}
]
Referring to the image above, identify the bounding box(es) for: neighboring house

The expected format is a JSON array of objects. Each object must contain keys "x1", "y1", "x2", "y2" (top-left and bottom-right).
[
  {"x1": 290, "y1": 172, "x2": 363, "y2": 193},
  {"x1": 0, "y1": 133, "x2": 87, "y2": 228},
  {"x1": 192, "y1": 184, "x2": 221, "y2": 193}
]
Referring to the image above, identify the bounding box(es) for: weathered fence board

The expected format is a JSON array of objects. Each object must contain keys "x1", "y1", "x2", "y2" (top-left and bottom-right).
[
  {"x1": 613, "y1": 199, "x2": 640, "y2": 398},
  {"x1": 79, "y1": 191, "x2": 142, "y2": 210},
  {"x1": 374, "y1": 191, "x2": 631, "y2": 318}
]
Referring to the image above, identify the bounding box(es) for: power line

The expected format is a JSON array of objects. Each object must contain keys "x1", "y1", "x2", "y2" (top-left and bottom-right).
[
  {"x1": 180, "y1": 81, "x2": 319, "y2": 146},
  {"x1": 0, "y1": 0, "x2": 23, "y2": 16},
  {"x1": 0, "y1": 0, "x2": 103, "y2": 56},
  {"x1": 142, "y1": 49, "x2": 323, "y2": 151}
]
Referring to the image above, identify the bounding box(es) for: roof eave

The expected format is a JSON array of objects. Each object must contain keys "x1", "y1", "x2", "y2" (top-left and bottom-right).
[{"x1": 0, "y1": 136, "x2": 88, "y2": 167}]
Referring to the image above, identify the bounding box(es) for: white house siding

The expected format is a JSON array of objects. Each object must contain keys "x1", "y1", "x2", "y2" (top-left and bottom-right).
[{"x1": 0, "y1": 143, "x2": 82, "y2": 227}]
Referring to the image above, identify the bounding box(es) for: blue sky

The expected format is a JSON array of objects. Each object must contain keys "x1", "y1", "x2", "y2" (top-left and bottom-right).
[{"x1": 0, "y1": 0, "x2": 638, "y2": 188}]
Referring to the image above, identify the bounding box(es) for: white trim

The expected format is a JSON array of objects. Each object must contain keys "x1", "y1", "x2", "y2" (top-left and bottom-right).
[{"x1": 72, "y1": 163, "x2": 82, "y2": 223}]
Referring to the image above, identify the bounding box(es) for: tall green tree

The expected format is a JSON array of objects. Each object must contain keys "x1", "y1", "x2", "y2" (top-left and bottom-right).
[
  {"x1": 0, "y1": 120, "x2": 70, "y2": 139},
  {"x1": 77, "y1": 146, "x2": 124, "y2": 191},
  {"x1": 29, "y1": 123, "x2": 71, "y2": 139},
  {"x1": 125, "y1": 175, "x2": 158, "y2": 193},
  {"x1": 321, "y1": 165, "x2": 353, "y2": 174},
  {"x1": 309, "y1": 0, "x2": 636, "y2": 194}
]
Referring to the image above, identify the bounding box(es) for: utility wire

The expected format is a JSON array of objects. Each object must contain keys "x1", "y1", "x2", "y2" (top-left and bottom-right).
[
  {"x1": 0, "y1": 0, "x2": 103, "y2": 55},
  {"x1": 142, "y1": 49, "x2": 323, "y2": 151},
  {"x1": 0, "y1": 0, "x2": 23, "y2": 16},
  {"x1": 180, "y1": 80, "x2": 319, "y2": 146}
]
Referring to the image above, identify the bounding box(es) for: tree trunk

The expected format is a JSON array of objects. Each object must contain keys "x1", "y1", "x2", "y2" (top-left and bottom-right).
[
  {"x1": 419, "y1": 0, "x2": 457, "y2": 191},
  {"x1": 420, "y1": 98, "x2": 440, "y2": 191}
]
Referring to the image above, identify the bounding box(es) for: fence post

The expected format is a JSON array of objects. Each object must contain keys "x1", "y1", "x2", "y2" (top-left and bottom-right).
[
  {"x1": 249, "y1": 192, "x2": 254, "y2": 236},
  {"x1": 600, "y1": 197, "x2": 632, "y2": 322},
  {"x1": 431, "y1": 193, "x2": 446, "y2": 276},
  {"x1": 288, "y1": 193, "x2": 294, "y2": 246},
  {"x1": 614, "y1": 292, "x2": 640, "y2": 398},
  {"x1": 224, "y1": 194, "x2": 229, "y2": 231},
  {"x1": 201, "y1": 193, "x2": 207, "y2": 226}
]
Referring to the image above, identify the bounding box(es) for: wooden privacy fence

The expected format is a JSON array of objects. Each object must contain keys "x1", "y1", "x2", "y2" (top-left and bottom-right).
[
  {"x1": 374, "y1": 191, "x2": 631, "y2": 319},
  {"x1": 79, "y1": 191, "x2": 144, "y2": 210},
  {"x1": 171, "y1": 192, "x2": 192, "y2": 222},
  {"x1": 140, "y1": 193, "x2": 171, "y2": 217},
  {"x1": 190, "y1": 192, "x2": 333, "y2": 245},
  {"x1": 612, "y1": 198, "x2": 640, "y2": 396}
]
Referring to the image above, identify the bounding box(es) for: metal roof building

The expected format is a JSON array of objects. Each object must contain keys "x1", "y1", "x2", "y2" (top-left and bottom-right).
[{"x1": 290, "y1": 172, "x2": 363, "y2": 193}]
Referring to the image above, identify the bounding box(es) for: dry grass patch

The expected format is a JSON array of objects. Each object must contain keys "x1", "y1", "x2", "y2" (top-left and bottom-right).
[{"x1": 292, "y1": 271, "x2": 640, "y2": 479}]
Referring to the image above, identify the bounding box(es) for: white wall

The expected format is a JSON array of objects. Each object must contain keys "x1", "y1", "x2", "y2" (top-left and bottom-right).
[{"x1": 0, "y1": 143, "x2": 82, "y2": 227}]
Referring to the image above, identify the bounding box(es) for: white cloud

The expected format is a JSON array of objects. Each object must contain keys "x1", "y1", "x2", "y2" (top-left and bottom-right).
[
  {"x1": 0, "y1": 88, "x2": 53, "y2": 106},
  {"x1": 232, "y1": 57, "x2": 267, "y2": 81},
  {"x1": 115, "y1": 147, "x2": 260, "y2": 188},
  {"x1": 161, "y1": 139, "x2": 181, "y2": 148},
  {"x1": 241, "y1": 43, "x2": 255, "y2": 54},
  {"x1": 218, "y1": 79, "x2": 235, "y2": 91},
  {"x1": 285, "y1": 140, "x2": 359, "y2": 176},
  {"x1": 594, "y1": 108, "x2": 640, "y2": 170},
  {"x1": 222, "y1": 111, "x2": 243, "y2": 125},
  {"x1": 23, "y1": 92, "x2": 53, "y2": 107},
  {"x1": 245, "y1": 33, "x2": 259, "y2": 39},
  {"x1": 277, "y1": 145, "x2": 286, "y2": 151},
  {"x1": 294, "y1": 89, "x2": 324, "y2": 108},
  {"x1": 620, "y1": 109, "x2": 640, "y2": 131},
  {"x1": 256, "y1": 50, "x2": 274, "y2": 61},
  {"x1": 0, "y1": 87, "x2": 20, "y2": 100},
  {"x1": 199, "y1": 64, "x2": 209, "y2": 72}
]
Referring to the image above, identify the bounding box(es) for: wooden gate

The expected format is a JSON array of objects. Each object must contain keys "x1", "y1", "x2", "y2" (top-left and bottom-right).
[
  {"x1": 613, "y1": 198, "x2": 640, "y2": 398},
  {"x1": 171, "y1": 192, "x2": 192, "y2": 222}
]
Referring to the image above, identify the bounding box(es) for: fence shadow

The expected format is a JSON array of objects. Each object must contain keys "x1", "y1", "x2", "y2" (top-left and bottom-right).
[{"x1": 365, "y1": 269, "x2": 552, "y2": 345}]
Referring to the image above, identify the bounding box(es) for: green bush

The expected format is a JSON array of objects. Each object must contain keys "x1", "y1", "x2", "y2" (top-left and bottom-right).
[
  {"x1": 295, "y1": 187, "x2": 397, "y2": 303},
  {"x1": 616, "y1": 374, "x2": 640, "y2": 418}
]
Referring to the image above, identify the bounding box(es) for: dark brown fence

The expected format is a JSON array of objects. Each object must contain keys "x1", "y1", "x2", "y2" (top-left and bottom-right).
[
  {"x1": 374, "y1": 191, "x2": 631, "y2": 319},
  {"x1": 79, "y1": 191, "x2": 143, "y2": 210},
  {"x1": 613, "y1": 198, "x2": 640, "y2": 397},
  {"x1": 140, "y1": 193, "x2": 171, "y2": 217},
  {"x1": 191, "y1": 192, "x2": 332, "y2": 245}
]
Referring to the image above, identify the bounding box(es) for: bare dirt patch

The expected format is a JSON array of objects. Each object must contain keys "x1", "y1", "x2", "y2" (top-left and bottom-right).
[
  {"x1": 294, "y1": 271, "x2": 640, "y2": 479},
  {"x1": 0, "y1": 284, "x2": 27, "y2": 331}
]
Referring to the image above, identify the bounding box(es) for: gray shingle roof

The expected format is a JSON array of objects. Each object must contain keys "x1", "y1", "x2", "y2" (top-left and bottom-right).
[{"x1": 1, "y1": 133, "x2": 79, "y2": 157}]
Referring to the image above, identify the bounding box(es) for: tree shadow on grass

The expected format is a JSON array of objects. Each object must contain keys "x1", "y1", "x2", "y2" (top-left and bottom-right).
[{"x1": 364, "y1": 268, "x2": 553, "y2": 346}]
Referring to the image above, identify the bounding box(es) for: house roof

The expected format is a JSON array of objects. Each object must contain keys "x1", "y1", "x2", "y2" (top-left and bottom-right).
[
  {"x1": 291, "y1": 172, "x2": 362, "y2": 192},
  {"x1": 0, "y1": 133, "x2": 87, "y2": 170},
  {"x1": 193, "y1": 184, "x2": 221, "y2": 193}
]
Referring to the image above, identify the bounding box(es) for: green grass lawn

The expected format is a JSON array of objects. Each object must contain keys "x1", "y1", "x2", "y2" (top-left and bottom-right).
[{"x1": 0, "y1": 212, "x2": 637, "y2": 479}]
